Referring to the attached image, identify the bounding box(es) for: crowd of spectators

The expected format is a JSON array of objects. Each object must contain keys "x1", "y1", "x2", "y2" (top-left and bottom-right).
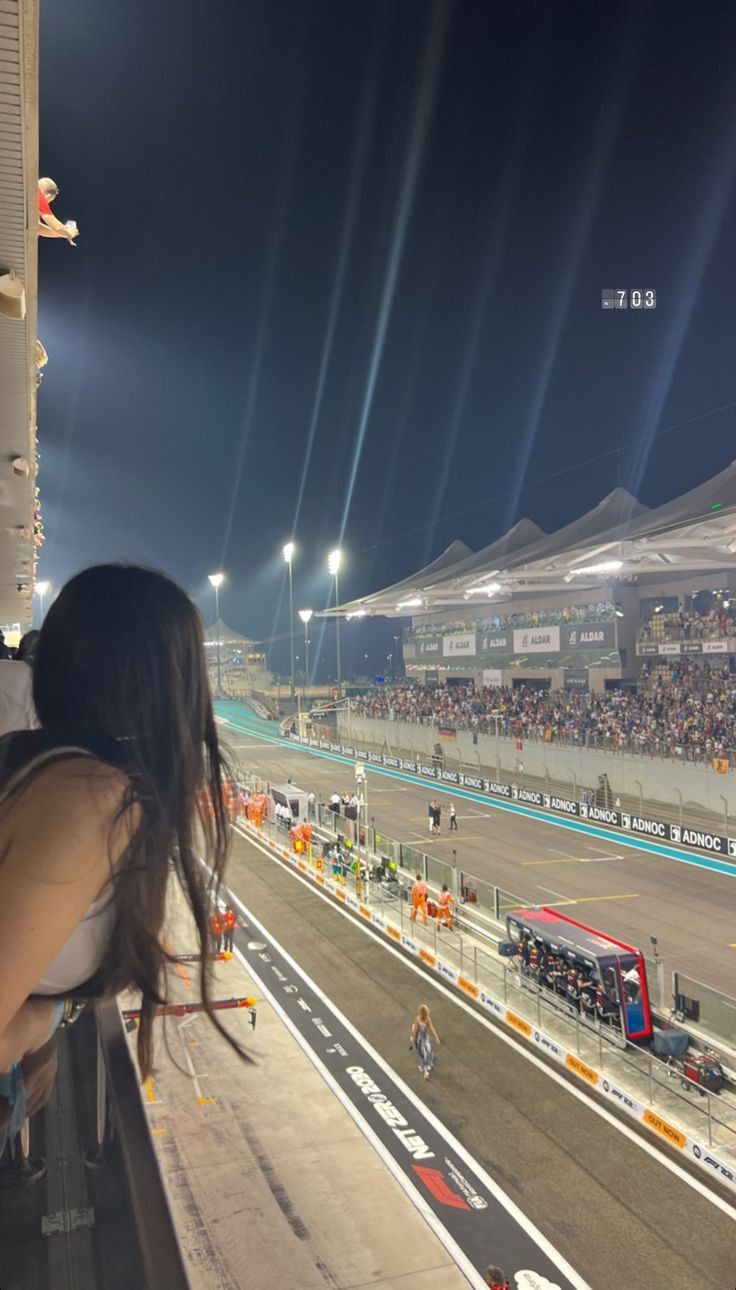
[
  {"x1": 408, "y1": 602, "x2": 616, "y2": 639},
  {"x1": 640, "y1": 607, "x2": 736, "y2": 642},
  {"x1": 351, "y1": 662, "x2": 736, "y2": 761}
]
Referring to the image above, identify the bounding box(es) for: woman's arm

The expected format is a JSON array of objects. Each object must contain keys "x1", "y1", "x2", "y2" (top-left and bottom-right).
[
  {"x1": 0, "y1": 759, "x2": 135, "y2": 1052},
  {"x1": 0, "y1": 998, "x2": 56, "y2": 1072}
]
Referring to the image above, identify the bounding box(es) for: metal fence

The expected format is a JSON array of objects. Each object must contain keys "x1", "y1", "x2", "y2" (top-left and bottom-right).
[
  {"x1": 234, "y1": 761, "x2": 733, "y2": 1054},
  {"x1": 238, "y1": 800, "x2": 736, "y2": 1158},
  {"x1": 673, "y1": 972, "x2": 736, "y2": 1050},
  {"x1": 336, "y1": 718, "x2": 736, "y2": 835}
]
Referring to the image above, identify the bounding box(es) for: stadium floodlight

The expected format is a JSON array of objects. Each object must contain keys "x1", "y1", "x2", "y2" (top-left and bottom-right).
[
  {"x1": 327, "y1": 550, "x2": 343, "y2": 695},
  {"x1": 208, "y1": 573, "x2": 225, "y2": 695},
  {"x1": 396, "y1": 597, "x2": 422, "y2": 609},
  {"x1": 282, "y1": 543, "x2": 296, "y2": 697},
  {"x1": 298, "y1": 609, "x2": 312, "y2": 697},
  {"x1": 563, "y1": 559, "x2": 623, "y2": 583}
]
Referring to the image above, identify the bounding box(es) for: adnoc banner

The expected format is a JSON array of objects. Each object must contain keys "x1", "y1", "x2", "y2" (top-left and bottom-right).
[
  {"x1": 512, "y1": 626, "x2": 560, "y2": 654},
  {"x1": 285, "y1": 734, "x2": 736, "y2": 861},
  {"x1": 443, "y1": 632, "x2": 477, "y2": 657}
]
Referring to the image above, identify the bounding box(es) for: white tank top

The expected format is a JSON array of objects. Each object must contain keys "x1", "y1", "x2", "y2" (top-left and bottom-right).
[{"x1": 0, "y1": 745, "x2": 118, "y2": 995}]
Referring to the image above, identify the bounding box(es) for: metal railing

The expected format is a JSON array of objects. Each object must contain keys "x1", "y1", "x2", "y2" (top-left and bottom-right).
[
  {"x1": 235, "y1": 762, "x2": 735, "y2": 1053},
  {"x1": 0, "y1": 1002, "x2": 189, "y2": 1290},
  {"x1": 239, "y1": 802, "x2": 736, "y2": 1158}
]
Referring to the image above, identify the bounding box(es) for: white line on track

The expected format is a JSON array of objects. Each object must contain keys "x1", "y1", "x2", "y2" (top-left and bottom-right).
[
  {"x1": 230, "y1": 823, "x2": 736, "y2": 1224},
  {"x1": 230, "y1": 902, "x2": 589, "y2": 1289},
  {"x1": 538, "y1": 884, "x2": 574, "y2": 901},
  {"x1": 230, "y1": 946, "x2": 487, "y2": 1289}
]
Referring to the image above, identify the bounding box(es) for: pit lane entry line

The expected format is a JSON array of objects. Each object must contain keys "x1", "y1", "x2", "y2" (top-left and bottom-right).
[
  {"x1": 229, "y1": 824, "x2": 736, "y2": 1224},
  {"x1": 228, "y1": 896, "x2": 589, "y2": 1290}
]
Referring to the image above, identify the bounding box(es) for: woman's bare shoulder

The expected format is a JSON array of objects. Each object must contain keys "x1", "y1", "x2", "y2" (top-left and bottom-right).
[{"x1": 0, "y1": 755, "x2": 140, "y2": 878}]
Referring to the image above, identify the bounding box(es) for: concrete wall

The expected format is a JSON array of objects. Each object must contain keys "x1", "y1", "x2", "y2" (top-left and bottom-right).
[{"x1": 339, "y1": 714, "x2": 736, "y2": 817}]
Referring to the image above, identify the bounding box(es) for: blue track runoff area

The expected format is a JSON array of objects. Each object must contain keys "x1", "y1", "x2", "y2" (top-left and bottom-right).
[
  {"x1": 229, "y1": 885, "x2": 587, "y2": 1290},
  {"x1": 216, "y1": 701, "x2": 736, "y2": 879}
]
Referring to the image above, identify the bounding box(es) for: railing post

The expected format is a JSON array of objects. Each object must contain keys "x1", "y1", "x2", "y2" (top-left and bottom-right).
[
  {"x1": 494, "y1": 885, "x2": 500, "y2": 921},
  {"x1": 706, "y1": 1091, "x2": 713, "y2": 1146},
  {"x1": 720, "y1": 793, "x2": 728, "y2": 837},
  {"x1": 451, "y1": 848, "x2": 459, "y2": 901},
  {"x1": 634, "y1": 778, "x2": 643, "y2": 816}
]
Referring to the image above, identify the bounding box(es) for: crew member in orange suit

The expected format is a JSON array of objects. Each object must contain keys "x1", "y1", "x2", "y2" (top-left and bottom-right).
[
  {"x1": 436, "y1": 883, "x2": 454, "y2": 930},
  {"x1": 411, "y1": 873, "x2": 428, "y2": 926}
]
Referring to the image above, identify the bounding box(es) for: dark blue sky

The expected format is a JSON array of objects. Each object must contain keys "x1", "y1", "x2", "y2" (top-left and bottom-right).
[{"x1": 38, "y1": 0, "x2": 736, "y2": 678}]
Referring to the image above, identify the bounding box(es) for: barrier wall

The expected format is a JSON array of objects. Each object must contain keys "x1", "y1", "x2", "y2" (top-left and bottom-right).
[
  {"x1": 301, "y1": 728, "x2": 736, "y2": 867},
  {"x1": 340, "y1": 714, "x2": 736, "y2": 825}
]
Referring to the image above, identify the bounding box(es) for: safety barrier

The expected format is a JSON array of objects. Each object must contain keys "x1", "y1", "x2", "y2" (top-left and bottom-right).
[
  {"x1": 289, "y1": 731, "x2": 736, "y2": 869},
  {"x1": 237, "y1": 811, "x2": 736, "y2": 1195}
]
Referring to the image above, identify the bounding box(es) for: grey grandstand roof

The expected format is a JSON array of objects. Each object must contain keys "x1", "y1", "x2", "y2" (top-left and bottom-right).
[
  {"x1": 204, "y1": 619, "x2": 259, "y2": 647},
  {"x1": 335, "y1": 539, "x2": 474, "y2": 616},
  {"x1": 320, "y1": 463, "x2": 736, "y2": 618},
  {"x1": 419, "y1": 517, "x2": 546, "y2": 588}
]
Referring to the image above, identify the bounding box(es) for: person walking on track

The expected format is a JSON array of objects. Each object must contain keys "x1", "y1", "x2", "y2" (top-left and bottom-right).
[
  {"x1": 449, "y1": 803, "x2": 457, "y2": 831},
  {"x1": 428, "y1": 800, "x2": 435, "y2": 836},
  {"x1": 436, "y1": 883, "x2": 454, "y2": 930},
  {"x1": 410, "y1": 1004, "x2": 439, "y2": 1080},
  {"x1": 410, "y1": 872, "x2": 428, "y2": 926}
]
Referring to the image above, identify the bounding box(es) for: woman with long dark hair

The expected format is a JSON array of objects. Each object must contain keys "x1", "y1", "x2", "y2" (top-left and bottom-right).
[{"x1": 0, "y1": 564, "x2": 241, "y2": 1146}]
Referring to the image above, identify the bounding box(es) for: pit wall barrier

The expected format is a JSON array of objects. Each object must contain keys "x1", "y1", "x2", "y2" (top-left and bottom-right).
[
  {"x1": 292, "y1": 731, "x2": 736, "y2": 872},
  {"x1": 236, "y1": 812, "x2": 736, "y2": 1196},
  {"x1": 342, "y1": 712, "x2": 736, "y2": 816},
  {"x1": 218, "y1": 709, "x2": 736, "y2": 1045}
]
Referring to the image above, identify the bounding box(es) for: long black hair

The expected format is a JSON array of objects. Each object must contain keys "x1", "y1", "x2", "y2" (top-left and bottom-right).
[{"x1": 33, "y1": 563, "x2": 238, "y2": 1079}]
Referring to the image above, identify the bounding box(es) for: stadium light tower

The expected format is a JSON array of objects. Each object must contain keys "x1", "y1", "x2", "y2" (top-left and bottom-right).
[
  {"x1": 283, "y1": 542, "x2": 296, "y2": 699},
  {"x1": 298, "y1": 608, "x2": 313, "y2": 697},
  {"x1": 35, "y1": 579, "x2": 50, "y2": 625},
  {"x1": 208, "y1": 572, "x2": 225, "y2": 696},
  {"x1": 328, "y1": 548, "x2": 343, "y2": 696}
]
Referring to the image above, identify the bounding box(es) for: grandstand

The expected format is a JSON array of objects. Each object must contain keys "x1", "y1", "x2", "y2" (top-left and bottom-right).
[{"x1": 324, "y1": 463, "x2": 736, "y2": 693}]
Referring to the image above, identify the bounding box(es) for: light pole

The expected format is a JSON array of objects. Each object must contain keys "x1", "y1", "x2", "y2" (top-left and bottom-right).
[
  {"x1": 393, "y1": 634, "x2": 401, "y2": 677},
  {"x1": 328, "y1": 548, "x2": 342, "y2": 697},
  {"x1": 283, "y1": 542, "x2": 295, "y2": 700},
  {"x1": 298, "y1": 609, "x2": 312, "y2": 698},
  {"x1": 208, "y1": 572, "x2": 224, "y2": 696},
  {"x1": 35, "y1": 579, "x2": 50, "y2": 626}
]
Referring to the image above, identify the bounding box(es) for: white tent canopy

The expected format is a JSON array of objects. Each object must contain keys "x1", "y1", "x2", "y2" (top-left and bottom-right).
[{"x1": 320, "y1": 463, "x2": 736, "y2": 618}]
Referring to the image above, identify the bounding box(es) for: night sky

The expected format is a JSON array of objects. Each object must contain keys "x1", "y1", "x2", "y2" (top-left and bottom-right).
[{"x1": 38, "y1": 1, "x2": 736, "y2": 679}]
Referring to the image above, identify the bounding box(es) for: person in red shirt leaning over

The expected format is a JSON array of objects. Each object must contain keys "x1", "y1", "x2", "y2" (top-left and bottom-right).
[{"x1": 37, "y1": 178, "x2": 78, "y2": 244}]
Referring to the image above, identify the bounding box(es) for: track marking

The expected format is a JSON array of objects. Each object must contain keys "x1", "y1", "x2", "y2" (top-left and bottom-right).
[
  {"x1": 229, "y1": 823, "x2": 736, "y2": 1222},
  {"x1": 230, "y1": 908, "x2": 589, "y2": 1288},
  {"x1": 538, "y1": 884, "x2": 573, "y2": 900}
]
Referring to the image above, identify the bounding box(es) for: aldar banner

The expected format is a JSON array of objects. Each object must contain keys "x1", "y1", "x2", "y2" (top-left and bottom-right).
[
  {"x1": 443, "y1": 632, "x2": 476, "y2": 657},
  {"x1": 561, "y1": 622, "x2": 617, "y2": 650},
  {"x1": 512, "y1": 626, "x2": 560, "y2": 653},
  {"x1": 415, "y1": 637, "x2": 442, "y2": 658}
]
